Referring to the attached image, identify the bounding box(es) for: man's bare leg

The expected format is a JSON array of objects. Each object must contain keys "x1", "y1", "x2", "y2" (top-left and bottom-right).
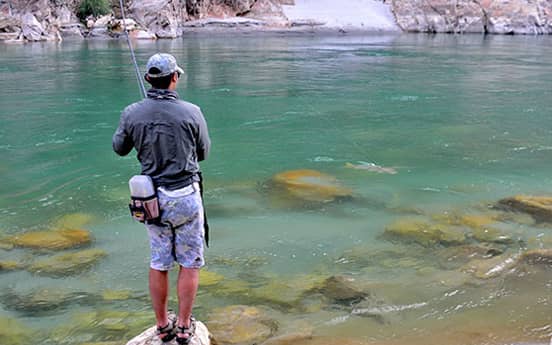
[
  {"x1": 176, "y1": 266, "x2": 199, "y2": 338},
  {"x1": 149, "y1": 268, "x2": 169, "y2": 328}
]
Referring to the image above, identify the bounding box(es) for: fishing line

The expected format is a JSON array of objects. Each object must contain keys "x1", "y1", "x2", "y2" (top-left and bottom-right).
[{"x1": 119, "y1": 0, "x2": 147, "y2": 98}]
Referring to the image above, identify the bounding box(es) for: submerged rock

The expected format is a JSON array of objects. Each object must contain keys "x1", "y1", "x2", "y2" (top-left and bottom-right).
[
  {"x1": 259, "y1": 330, "x2": 314, "y2": 345},
  {"x1": 101, "y1": 289, "x2": 134, "y2": 301},
  {"x1": 249, "y1": 274, "x2": 327, "y2": 310},
  {"x1": 462, "y1": 253, "x2": 520, "y2": 279},
  {"x1": 314, "y1": 275, "x2": 368, "y2": 304},
  {"x1": 0, "y1": 260, "x2": 21, "y2": 272},
  {"x1": 383, "y1": 218, "x2": 466, "y2": 247},
  {"x1": 2, "y1": 228, "x2": 92, "y2": 250},
  {"x1": 52, "y1": 310, "x2": 152, "y2": 345},
  {"x1": 200, "y1": 270, "x2": 225, "y2": 287},
  {"x1": 436, "y1": 244, "x2": 503, "y2": 270},
  {"x1": 28, "y1": 248, "x2": 106, "y2": 277},
  {"x1": 211, "y1": 279, "x2": 251, "y2": 298},
  {"x1": 1, "y1": 288, "x2": 94, "y2": 315},
  {"x1": 0, "y1": 316, "x2": 29, "y2": 345},
  {"x1": 520, "y1": 249, "x2": 552, "y2": 267},
  {"x1": 208, "y1": 305, "x2": 277, "y2": 344},
  {"x1": 497, "y1": 195, "x2": 552, "y2": 223},
  {"x1": 265, "y1": 169, "x2": 353, "y2": 205},
  {"x1": 51, "y1": 213, "x2": 94, "y2": 230},
  {"x1": 470, "y1": 227, "x2": 514, "y2": 245}
]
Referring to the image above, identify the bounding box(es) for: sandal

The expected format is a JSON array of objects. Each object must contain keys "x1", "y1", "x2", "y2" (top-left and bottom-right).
[
  {"x1": 175, "y1": 316, "x2": 196, "y2": 345},
  {"x1": 156, "y1": 313, "x2": 177, "y2": 343}
]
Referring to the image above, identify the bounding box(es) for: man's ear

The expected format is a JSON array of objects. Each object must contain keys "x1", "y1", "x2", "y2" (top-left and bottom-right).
[
  {"x1": 172, "y1": 72, "x2": 179, "y2": 83},
  {"x1": 144, "y1": 74, "x2": 150, "y2": 82}
]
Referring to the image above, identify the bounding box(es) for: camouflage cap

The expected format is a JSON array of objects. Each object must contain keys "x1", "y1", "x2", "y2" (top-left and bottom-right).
[{"x1": 145, "y1": 53, "x2": 184, "y2": 78}]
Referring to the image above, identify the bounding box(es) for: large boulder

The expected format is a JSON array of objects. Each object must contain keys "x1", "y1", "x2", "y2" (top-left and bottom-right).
[
  {"x1": 126, "y1": 318, "x2": 211, "y2": 345},
  {"x1": 246, "y1": 0, "x2": 288, "y2": 26},
  {"x1": 21, "y1": 12, "x2": 46, "y2": 41},
  {"x1": 130, "y1": 0, "x2": 185, "y2": 38}
]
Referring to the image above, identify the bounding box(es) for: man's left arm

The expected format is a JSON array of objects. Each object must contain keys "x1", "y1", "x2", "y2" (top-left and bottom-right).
[{"x1": 112, "y1": 111, "x2": 134, "y2": 156}]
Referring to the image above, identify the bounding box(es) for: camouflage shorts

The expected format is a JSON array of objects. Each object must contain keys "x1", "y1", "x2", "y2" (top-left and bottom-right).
[{"x1": 145, "y1": 182, "x2": 205, "y2": 271}]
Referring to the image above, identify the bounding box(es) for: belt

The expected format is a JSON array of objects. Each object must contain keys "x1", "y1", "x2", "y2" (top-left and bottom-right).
[{"x1": 158, "y1": 182, "x2": 198, "y2": 197}]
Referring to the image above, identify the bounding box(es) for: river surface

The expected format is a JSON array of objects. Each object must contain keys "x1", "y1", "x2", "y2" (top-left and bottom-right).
[{"x1": 0, "y1": 34, "x2": 551, "y2": 345}]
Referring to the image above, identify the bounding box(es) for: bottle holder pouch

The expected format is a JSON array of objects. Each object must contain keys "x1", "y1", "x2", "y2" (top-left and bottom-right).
[{"x1": 129, "y1": 195, "x2": 160, "y2": 223}]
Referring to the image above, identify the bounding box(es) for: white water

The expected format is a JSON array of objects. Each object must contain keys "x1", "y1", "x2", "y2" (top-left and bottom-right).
[{"x1": 282, "y1": 0, "x2": 400, "y2": 31}]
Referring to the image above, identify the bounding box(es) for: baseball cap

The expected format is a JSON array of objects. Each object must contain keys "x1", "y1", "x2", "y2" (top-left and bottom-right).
[{"x1": 145, "y1": 53, "x2": 184, "y2": 78}]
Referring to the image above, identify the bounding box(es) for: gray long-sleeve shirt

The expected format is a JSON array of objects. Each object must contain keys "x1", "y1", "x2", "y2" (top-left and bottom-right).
[{"x1": 113, "y1": 88, "x2": 211, "y2": 190}]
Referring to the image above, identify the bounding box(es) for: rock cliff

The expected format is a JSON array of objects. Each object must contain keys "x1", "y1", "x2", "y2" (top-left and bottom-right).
[
  {"x1": 391, "y1": 0, "x2": 552, "y2": 34},
  {"x1": 1, "y1": 0, "x2": 551, "y2": 42}
]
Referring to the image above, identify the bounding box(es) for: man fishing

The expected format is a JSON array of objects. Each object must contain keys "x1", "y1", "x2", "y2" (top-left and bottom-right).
[{"x1": 112, "y1": 53, "x2": 211, "y2": 344}]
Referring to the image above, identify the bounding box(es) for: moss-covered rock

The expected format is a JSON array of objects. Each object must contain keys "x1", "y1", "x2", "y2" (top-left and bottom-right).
[
  {"x1": 0, "y1": 260, "x2": 22, "y2": 272},
  {"x1": 0, "y1": 316, "x2": 29, "y2": 345},
  {"x1": 459, "y1": 214, "x2": 498, "y2": 229},
  {"x1": 101, "y1": 289, "x2": 133, "y2": 301},
  {"x1": 470, "y1": 226, "x2": 514, "y2": 245},
  {"x1": 266, "y1": 169, "x2": 353, "y2": 204},
  {"x1": 497, "y1": 195, "x2": 552, "y2": 223},
  {"x1": 0, "y1": 242, "x2": 14, "y2": 250},
  {"x1": 2, "y1": 228, "x2": 92, "y2": 250},
  {"x1": 211, "y1": 278, "x2": 251, "y2": 298},
  {"x1": 208, "y1": 305, "x2": 277, "y2": 344},
  {"x1": 209, "y1": 254, "x2": 268, "y2": 269},
  {"x1": 28, "y1": 248, "x2": 106, "y2": 276},
  {"x1": 200, "y1": 270, "x2": 225, "y2": 287},
  {"x1": 383, "y1": 218, "x2": 466, "y2": 247}
]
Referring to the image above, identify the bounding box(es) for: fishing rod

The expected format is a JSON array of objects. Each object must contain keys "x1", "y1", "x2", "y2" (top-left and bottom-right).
[{"x1": 119, "y1": 0, "x2": 147, "y2": 98}]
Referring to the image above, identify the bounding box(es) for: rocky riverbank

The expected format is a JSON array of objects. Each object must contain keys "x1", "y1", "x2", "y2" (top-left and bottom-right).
[{"x1": 1, "y1": 0, "x2": 551, "y2": 42}]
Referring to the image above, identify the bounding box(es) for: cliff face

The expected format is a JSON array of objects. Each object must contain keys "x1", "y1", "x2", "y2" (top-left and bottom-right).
[
  {"x1": 1, "y1": 0, "x2": 552, "y2": 42},
  {"x1": 0, "y1": 0, "x2": 290, "y2": 41},
  {"x1": 392, "y1": 0, "x2": 552, "y2": 34}
]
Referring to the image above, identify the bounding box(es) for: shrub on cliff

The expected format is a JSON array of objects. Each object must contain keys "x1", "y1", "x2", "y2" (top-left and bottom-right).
[{"x1": 77, "y1": 0, "x2": 111, "y2": 19}]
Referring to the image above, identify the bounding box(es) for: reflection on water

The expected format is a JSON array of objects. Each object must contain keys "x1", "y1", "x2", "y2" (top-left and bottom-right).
[{"x1": 0, "y1": 34, "x2": 551, "y2": 345}]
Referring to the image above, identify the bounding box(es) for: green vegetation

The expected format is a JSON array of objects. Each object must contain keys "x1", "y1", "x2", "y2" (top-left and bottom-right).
[{"x1": 77, "y1": 0, "x2": 111, "y2": 20}]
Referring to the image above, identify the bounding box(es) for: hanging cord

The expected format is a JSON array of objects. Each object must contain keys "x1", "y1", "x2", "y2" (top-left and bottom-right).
[{"x1": 119, "y1": 0, "x2": 147, "y2": 98}]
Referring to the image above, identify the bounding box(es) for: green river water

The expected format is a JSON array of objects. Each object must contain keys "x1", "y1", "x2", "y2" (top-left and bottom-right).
[{"x1": 0, "y1": 33, "x2": 551, "y2": 345}]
